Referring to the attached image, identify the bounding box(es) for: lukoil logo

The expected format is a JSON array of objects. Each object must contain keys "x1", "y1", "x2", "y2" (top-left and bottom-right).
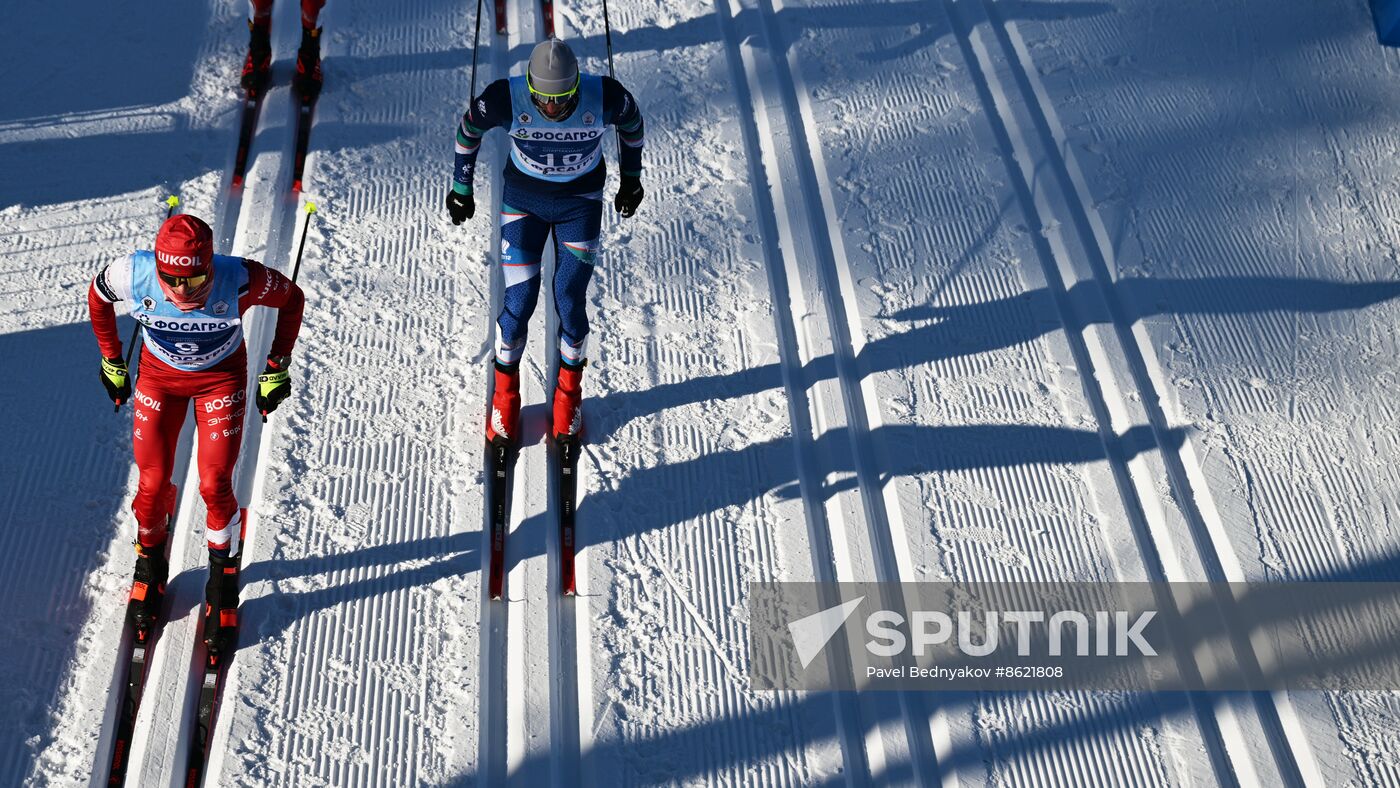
[{"x1": 788, "y1": 597, "x2": 1158, "y2": 669}]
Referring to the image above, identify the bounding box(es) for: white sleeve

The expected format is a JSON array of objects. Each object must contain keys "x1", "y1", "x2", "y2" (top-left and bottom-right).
[{"x1": 92, "y1": 254, "x2": 134, "y2": 303}]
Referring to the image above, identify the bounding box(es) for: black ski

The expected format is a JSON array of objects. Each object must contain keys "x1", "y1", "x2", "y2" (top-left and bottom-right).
[
  {"x1": 291, "y1": 93, "x2": 319, "y2": 194},
  {"x1": 556, "y1": 437, "x2": 578, "y2": 595},
  {"x1": 183, "y1": 509, "x2": 246, "y2": 788},
  {"x1": 487, "y1": 440, "x2": 515, "y2": 600},
  {"x1": 104, "y1": 556, "x2": 170, "y2": 783},
  {"x1": 230, "y1": 89, "x2": 266, "y2": 192}
]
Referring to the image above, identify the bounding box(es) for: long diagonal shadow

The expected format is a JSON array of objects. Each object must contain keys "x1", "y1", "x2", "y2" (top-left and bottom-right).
[
  {"x1": 587, "y1": 276, "x2": 1400, "y2": 446},
  {"x1": 436, "y1": 548, "x2": 1400, "y2": 787}
]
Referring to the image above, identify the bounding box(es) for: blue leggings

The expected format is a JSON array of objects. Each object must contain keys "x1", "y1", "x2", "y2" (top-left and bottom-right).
[{"x1": 495, "y1": 185, "x2": 600, "y2": 366}]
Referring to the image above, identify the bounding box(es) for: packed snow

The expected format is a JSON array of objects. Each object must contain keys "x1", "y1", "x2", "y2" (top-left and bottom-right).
[{"x1": 3, "y1": 0, "x2": 1400, "y2": 784}]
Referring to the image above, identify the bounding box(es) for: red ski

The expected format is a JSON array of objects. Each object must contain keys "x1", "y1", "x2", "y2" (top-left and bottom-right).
[
  {"x1": 541, "y1": 0, "x2": 555, "y2": 38},
  {"x1": 495, "y1": 0, "x2": 507, "y2": 34}
]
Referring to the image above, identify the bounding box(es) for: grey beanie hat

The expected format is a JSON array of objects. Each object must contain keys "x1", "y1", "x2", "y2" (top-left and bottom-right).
[{"x1": 528, "y1": 39, "x2": 580, "y2": 95}]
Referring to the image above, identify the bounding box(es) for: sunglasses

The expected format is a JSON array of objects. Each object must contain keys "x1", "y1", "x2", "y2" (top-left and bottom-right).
[
  {"x1": 159, "y1": 271, "x2": 209, "y2": 288},
  {"x1": 528, "y1": 73, "x2": 579, "y2": 112}
]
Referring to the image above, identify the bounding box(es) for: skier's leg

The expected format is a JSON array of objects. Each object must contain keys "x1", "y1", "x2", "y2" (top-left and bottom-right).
[
  {"x1": 294, "y1": 0, "x2": 327, "y2": 98},
  {"x1": 495, "y1": 196, "x2": 551, "y2": 365},
  {"x1": 549, "y1": 195, "x2": 602, "y2": 439},
  {"x1": 300, "y1": 0, "x2": 326, "y2": 28},
  {"x1": 551, "y1": 194, "x2": 601, "y2": 363},
  {"x1": 131, "y1": 379, "x2": 189, "y2": 548},
  {"x1": 249, "y1": 0, "x2": 274, "y2": 24},
  {"x1": 242, "y1": 1, "x2": 274, "y2": 91},
  {"x1": 192, "y1": 375, "x2": 247, "y2": 557}
]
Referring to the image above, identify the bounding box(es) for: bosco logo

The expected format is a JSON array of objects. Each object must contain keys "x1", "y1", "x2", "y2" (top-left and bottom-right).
[{"x1": 204, "y1": 389, "x2": 246, "y2": 412}]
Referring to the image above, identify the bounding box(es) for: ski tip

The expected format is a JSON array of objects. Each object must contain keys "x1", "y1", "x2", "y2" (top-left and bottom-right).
[{"x1": 291, "y1": 178, "x2": 303, "y2": 194}]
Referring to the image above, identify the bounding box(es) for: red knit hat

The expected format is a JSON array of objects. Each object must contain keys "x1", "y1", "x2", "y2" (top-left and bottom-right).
[{"x1": 154, "y1": 214, "x2": 213, "y2": 275}]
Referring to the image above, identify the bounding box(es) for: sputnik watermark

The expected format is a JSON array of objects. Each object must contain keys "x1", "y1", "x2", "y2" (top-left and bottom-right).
[
  {"x1": 788, "y1": 598, "x2": 1157, "y2": 668},
  {"x1": 865, "y1": 609, "x2": 1157, "y2": 658},
  {"x1": 750, "y1": 582, "x2": 1400, "y2": 691}
]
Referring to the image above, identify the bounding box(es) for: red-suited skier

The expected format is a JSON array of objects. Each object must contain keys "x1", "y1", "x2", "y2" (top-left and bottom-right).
[
  {"x1": 240, "y1": 0, "x2": 326, "y2": 99},
  {"x1": 89, "y1": 214, "x2": 305, "y2": 653}
]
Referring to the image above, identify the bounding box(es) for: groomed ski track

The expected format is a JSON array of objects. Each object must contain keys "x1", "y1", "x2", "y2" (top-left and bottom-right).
[{"x1": 6, "y1": 0, "x2": 1400, "y2": 785}]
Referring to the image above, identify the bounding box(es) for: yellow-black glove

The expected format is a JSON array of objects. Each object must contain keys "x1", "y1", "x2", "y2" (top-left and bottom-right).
[{"x1": 257, "y1": 355, "x2": 292, "y2": 417}]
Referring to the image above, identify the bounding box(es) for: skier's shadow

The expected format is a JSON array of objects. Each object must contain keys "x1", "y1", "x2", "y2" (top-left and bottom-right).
[
  {"x1": 0, "y1": 320, "x2": 134, "y2": 782},
  {"x1": 586, "y1": 274, "x2": 1400, "y2": 449}
]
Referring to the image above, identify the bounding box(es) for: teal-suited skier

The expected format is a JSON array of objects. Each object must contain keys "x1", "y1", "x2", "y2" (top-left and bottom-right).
[{"x1": 446, "y1": 38, "x2": 645, "y2": 447}]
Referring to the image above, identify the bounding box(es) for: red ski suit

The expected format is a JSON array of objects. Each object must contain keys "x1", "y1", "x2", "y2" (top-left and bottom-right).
[
  {"x1": 89, "y1": 259, "x2": 304, "y2": 552},
  {"x1": 250, "y1": 0, "x2": 326, "y2": 28}
]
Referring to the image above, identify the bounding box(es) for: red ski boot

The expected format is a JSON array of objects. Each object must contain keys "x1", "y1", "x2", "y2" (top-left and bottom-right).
[
  {"x1": 486, "y1": 361, "x2": 521, "y2": 447},
  {"x1": 293, "y1": 26, "x2": 323, "y2": 100},
  {"x1": 240, "y1": 18, "x2": 272, "y2": 93},
  {"x1": 552, "y1": 360, "x2": 585, "y2": 442}
]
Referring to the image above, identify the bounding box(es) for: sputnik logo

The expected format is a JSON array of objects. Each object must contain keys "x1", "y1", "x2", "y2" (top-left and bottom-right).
[{"x1": 788, "y1": 596, "x2": 864, "y2": 669}]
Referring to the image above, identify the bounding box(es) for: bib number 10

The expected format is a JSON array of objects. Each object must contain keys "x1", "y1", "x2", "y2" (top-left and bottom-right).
[{"x1": 540, "y1": 153, "x2": 584, "y2": 167}]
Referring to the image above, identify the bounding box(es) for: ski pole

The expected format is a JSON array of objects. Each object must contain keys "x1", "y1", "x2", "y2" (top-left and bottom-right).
[
  {"x1": 262, "y1": 201, "x2": 317, "y2": 423},
  {"x1": 118, "y1": 195, "x2": 180, "y2": 412},
  {"x1": 469, "y1": 0, "x2": 484, "y2": 102},
  {"x1": 602, "y1": 0, "x2": 616, "y2": 78},
  {"x1": 290, "y1": 200, "x2": 317, "y2": 284}
]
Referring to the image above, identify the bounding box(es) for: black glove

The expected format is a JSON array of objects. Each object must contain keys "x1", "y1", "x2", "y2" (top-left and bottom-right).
[
  {"x1": 101, "y1": 356, "x2": 131, "y2": 408},
  {"x1": 446, "y1": 189, "x2": 475, "y2": 225},
  {"x1": 614, "y1": 175, "x2": 644, "y2": 218},
  {"x1": 257, "y1": 355, "x2": 292, "y2": 418}
]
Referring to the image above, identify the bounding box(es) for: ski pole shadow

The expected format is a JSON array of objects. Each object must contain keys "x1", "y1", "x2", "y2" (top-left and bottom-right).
[{"x1": 233, "y1": 530, "x2": 482, "y2": 644}]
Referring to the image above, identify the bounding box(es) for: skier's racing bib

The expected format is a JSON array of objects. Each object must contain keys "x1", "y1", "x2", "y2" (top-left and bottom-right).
[
  {"x1": 129, "y1": 252, "x2": 247, "y2": 371},
  {"x1": 507, "y1": 74, "x2": 606, "y2": 183}
]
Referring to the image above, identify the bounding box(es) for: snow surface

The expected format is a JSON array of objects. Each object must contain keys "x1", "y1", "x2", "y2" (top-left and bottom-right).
[{"x1": 3, "y1": 0, "x2": 1400, "y2": 784}]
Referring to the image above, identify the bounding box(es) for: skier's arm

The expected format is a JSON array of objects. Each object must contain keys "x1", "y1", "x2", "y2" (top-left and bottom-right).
[
  {"x1": 239, "y1": 260, "x2": 305, "y2": 358},
  {"x1": 453, "y1": 79, "x2": 514, "y2": 196},
  {"x1": 88, "y1": 258, "x2": 134, "y2": 359},
  {"x1": 602, "y1": 77, "x2": 645, "y2": 177}
]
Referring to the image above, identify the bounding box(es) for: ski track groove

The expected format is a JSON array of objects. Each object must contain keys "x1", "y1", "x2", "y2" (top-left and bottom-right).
[
  {"x1": 1012, "y1": 0, "x2": 1400, "y2": 779},
  {"x1": 549, "y1": 0, "x2": 852, "y2": 783},
  {"x1": 478, "y1": 0, "x2": 518, "y2": 784},
  {"x1": 933, "y1": 0, "x2": 1328, "y2": 784},
  {"x1": 213, "y1": 0, "x2": 487, "y2": 783},
  {"x1": 542, "y1": 6, "x2": 587, "y2": 787},
  {"x1": 987, "y1": 2, "x2": 1325, "y2": 784}
]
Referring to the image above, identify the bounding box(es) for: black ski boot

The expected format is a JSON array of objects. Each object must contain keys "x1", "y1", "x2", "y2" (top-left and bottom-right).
[
  {"x1": 203, "y1": 551, "x2": 240, "y2": 656},
  {"x1": 126, "y1": 540, "x2": 168, "y2": 633},
  {"x1": 293, "y1": 26, "x2": 323, "y2": 100},
  {"x1": 240, "y1": 18, "x2": 272, "y2": 93}
]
